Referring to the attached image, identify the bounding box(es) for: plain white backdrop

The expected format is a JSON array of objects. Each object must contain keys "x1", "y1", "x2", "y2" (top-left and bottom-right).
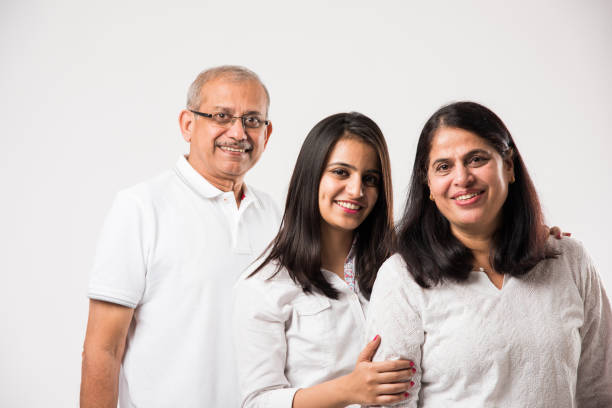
[{"x1": 1, "y1": 0, "x2": 611, "y2": 406}]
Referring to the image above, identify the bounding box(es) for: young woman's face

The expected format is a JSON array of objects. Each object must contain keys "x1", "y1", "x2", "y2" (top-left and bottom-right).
[
  {"x1": 427, "y1": 127, "x2": 514, "y2": 237},
  {"x1": 318, "y1": 137, "x2": 381, "y2": 234}
]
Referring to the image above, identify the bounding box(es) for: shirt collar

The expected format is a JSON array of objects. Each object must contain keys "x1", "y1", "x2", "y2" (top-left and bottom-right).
[
  {"x1": 240, "y1": 182, "x2": 262, "y2": 210},
  {"x1": 174, "y1": 156, "x2": 262, "y2": 209},
  {"x1": 174, "y1": 155, "x2": 224, "y2": 199}
]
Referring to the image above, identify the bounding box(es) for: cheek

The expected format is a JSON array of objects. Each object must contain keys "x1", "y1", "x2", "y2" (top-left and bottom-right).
[
  {"x1": 318, "y1": 179, "x2": 331, "y2": 208},
  {"x1": 369, "y1": 189, "x2": 379, "y2": 207},
  {"x1": 428, "y1": 178, "x2": 446, "y2": 198}
]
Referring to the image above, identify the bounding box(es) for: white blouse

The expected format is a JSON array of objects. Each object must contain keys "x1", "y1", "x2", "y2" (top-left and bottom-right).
[
  {"x1": 366, "y1": 238, "x2": 612, "y2": 407},
  {"x1": 233, "y1": 261, "x2": 368, "y2": 407}
]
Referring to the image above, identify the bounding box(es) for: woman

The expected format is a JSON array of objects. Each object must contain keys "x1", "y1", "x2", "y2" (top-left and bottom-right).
[
  {"x1": 366, "y1": 101, "x2": 612, "y2": 407},
  {"x1": 233, "y1": 112, "x2": 415, "y2": 407}
]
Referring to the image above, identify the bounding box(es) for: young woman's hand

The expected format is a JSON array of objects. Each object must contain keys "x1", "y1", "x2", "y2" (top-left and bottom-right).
[{"x1": 340, "y1": 334, "x2": 415, "y2": 406}]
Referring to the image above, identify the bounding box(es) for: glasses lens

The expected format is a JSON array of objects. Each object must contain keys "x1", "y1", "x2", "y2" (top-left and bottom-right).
[
  {"x1": 212, "y1": 113, "x2": 232, "y2": 125},
  {"x1": 243, "y1": 116, "x2": 263, "y2": 129}
]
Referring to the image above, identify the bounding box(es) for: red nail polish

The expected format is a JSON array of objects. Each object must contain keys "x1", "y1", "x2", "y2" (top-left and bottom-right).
[
  {"x1": 411, "y1": 367, "x2": 416, "y2": 373},
  {"x1": 564, "y1": 232, "x2": 572, "y2": 237},
  {"x1": 409, "y1": 361, "x2": 414, "y2": 367},
  {"x1": 372, "y1": 334, "x2": 379, "y2": 341},
  {"x1": 404, "y1": 392, "x2": 410, "y2": 397},
  {"x1": 410, "y1": 381, "x2": 415, "y2": 387}
]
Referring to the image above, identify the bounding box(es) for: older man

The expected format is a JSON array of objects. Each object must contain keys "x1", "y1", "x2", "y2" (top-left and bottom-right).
[{"x1": 80, "y1": 66, "x2": 281, "y2": 407}]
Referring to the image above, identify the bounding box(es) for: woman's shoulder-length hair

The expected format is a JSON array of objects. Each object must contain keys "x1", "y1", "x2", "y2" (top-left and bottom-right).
[
  {"x1": 397, "y1": 101, "x2": 557, "y2": 288},
  {"x1": 250, "y1": 112, "x2": 395, "y2": 300}
]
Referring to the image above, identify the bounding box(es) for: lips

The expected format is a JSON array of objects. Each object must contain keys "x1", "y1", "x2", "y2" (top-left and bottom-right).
[
  {"x1": 452, "y1": 190, "x2": 484, "y2": 201},
  {"x1": 335, "y1": 200, "x2": 362, "y2": 210},
  {"x1": 216, "y1": 142, "x2": 252, "y2": 153}
]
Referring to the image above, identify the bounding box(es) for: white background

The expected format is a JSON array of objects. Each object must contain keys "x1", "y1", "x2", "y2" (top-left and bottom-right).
[{"x1": 1, "y1": 0, "x2": 611, "y2": 406}]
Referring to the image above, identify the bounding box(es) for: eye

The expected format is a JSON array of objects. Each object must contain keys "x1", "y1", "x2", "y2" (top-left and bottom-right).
[
  {"x1": 468, "y1": 155, "x2": 489, "y2": 167},
  {"x1": 212, "y1": 112, "x2": 230, "y2": 124},
  {"x1": 363, "y1": 174, "x2": 380, "y2": 187},
  {"x1": 435, "y1": 162, "x2": 450, "y2": 173},
  {"x1": 243, "y1": 116, "x2": 262, "y2": 128},
  {"x1": 331, "y1": 168, "x2": 349, "y2": 177}
]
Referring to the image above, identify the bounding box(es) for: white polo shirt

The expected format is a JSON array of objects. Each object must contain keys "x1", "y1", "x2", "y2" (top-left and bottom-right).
[
  {"x1": 233, "y1": 260, "x2": 368, "y2": 408},
  {"x1": 88, "y1": 156, "x2": 281, "y2": 408}
]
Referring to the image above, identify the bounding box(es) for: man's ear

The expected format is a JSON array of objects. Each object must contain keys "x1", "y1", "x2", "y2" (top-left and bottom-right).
[
  {"x1": 263, "y1": 121, "x2": 273, "y2": 148},
  {"x1": 179, "y1": 109, "x2": 194, "y2": 142}
]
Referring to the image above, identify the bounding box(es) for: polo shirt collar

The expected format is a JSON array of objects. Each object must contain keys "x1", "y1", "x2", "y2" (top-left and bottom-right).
[
  {"x1": 240, "y1": 183, "x2": 263, "y2": 210},
  {"x1": 174, "y1": 156, "x2": 262, "y2": 208}
]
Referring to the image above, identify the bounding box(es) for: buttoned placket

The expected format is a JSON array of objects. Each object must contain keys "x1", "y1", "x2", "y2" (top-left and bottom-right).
[
  {"x1": 326, "y1": 271, "x2": 367, "y2": 327},
  {"x1": 219, "y1": 191, "x2": 254, "y2": 254}
]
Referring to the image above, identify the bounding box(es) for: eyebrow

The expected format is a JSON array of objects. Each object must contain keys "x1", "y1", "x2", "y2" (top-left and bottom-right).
[
  {"x1": 327, "y1": 162, "x2": 381, "y2": 173},
  {"x1": 213, "y1": 106, "x2": 264, "y2": 116},
  {"x1": 430, "y1": 149, "x2": 491, "y2": 167}
]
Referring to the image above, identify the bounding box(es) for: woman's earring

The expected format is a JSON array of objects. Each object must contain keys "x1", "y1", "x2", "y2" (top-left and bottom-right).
[{"x1": 429, "y1": 193, "x2": 435, "y2": 201}]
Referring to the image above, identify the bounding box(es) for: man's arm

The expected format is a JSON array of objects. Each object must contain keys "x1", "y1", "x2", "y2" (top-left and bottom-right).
[{"x1": 80, "y1": 299, "x2": 134, "y2": 408}]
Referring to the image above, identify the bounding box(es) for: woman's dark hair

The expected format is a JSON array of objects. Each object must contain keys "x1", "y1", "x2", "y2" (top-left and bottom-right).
[
  {"x1": 398, "y1": 101, "x2": 557, "y2": 288},
  {"x1": 250, "y1": 112, "x2": 394, "y2": 299}
]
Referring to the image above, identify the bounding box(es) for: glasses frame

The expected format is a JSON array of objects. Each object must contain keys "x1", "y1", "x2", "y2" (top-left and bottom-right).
[{"x1": 189, "y1": 110, "x2": 270, "y2": 130}]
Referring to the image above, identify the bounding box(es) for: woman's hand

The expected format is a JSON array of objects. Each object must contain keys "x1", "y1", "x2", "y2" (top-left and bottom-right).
[
  {"x1": 340, "y1": 335, "x2": 415, "y2": 406},
  {"x1": 549, "y1": 225, "x2": 571, "y2": 239}
]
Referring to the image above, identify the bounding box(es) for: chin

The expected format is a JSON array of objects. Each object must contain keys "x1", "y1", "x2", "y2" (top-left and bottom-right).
[{"x1": 330, "y1": 221, "x2": 361, "y2": 233}]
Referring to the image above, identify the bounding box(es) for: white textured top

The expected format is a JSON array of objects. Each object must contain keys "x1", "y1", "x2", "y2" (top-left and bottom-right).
[
  {"x1": 233, "y1": 261, "x2": 368, "y2": 408},
  {"x1": 88, "y1": 156, "x2": 281, "y2": 408},
  {"x1": 366, "y1": 238, "x2": 612, "y2": 407}
]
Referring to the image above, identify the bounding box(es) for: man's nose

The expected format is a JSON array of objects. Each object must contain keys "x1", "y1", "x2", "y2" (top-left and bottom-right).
[{"x1": 226, "y1": 117, "x2": 248, "y2": 140}]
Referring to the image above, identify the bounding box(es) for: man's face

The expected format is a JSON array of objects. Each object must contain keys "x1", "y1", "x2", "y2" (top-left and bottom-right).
[{"x1": 181, "y1": 77, "x2": 271, "y2": 186}]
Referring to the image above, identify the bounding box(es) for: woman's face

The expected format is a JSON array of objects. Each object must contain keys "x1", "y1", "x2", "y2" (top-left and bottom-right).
[
  {"x1": 427, "y1": 127, "x2": 514, "y2": 238},
  {"x1": 318, "y1": 137, "x2": 381, "y2": 235}
]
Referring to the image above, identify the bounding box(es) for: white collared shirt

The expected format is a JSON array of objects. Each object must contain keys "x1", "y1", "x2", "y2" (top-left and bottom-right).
[
  {"x1": 88, "y1": 156, "x2": 281, "y2": 408},
  {"x1": 233, "y1": 260, "x2": 368, "y2": 407}
]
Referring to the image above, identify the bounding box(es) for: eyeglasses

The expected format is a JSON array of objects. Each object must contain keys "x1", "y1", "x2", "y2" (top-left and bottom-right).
[{"x1": 189, "y1": 110, "x2": 270, "y2": 130}]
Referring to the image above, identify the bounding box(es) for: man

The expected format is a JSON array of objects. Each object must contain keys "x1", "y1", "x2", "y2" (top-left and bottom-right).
[{"x1": 80, "y1": 66, "x2": 281, "y2": 407}]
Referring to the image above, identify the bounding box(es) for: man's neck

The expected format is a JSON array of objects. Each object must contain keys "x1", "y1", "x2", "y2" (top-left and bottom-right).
[{"x1": 186, "y1": 156, "x2": 244, "y2": 207}]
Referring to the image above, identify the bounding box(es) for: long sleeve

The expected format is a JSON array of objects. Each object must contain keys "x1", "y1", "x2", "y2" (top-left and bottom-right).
[
  {"x1": 575, "y1": 248, "x2": 612, "y2": 407},
  {"x1": 233, "y1": 276, "x2": 298, "y2": 408},
  {"x1": 365, "y1": 255, "x2": 423, "y2": 407}
]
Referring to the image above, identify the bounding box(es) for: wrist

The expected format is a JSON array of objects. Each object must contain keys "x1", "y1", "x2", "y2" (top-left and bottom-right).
[{"x1": 334, "y1": 373, "x2": 355, "y2": 406}]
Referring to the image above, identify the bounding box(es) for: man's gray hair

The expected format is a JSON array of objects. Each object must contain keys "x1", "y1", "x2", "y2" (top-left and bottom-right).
[{"x1": 186, "y1": 65, "x2": 270, "y2": 115}]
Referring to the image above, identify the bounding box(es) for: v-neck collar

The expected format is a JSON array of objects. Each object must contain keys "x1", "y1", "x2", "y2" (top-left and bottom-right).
[{"x1": 469, "y1": 270, "x2": 510, "y2": 294}]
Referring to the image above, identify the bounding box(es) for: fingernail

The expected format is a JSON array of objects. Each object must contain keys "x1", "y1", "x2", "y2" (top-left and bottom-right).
[
  {"x1": 409, "y1": 361, "x2": 414, "y2": 367},
  {"x1": 372, "y1": 334, "x2": 379, "y2": 341},
  {"x1": 564, "y1": 232, "x2": 571, "y2": 237},
  {"x1": 410, "y1": 381, "x2": 415, "y2": 387},
  {"x1": 556, "y1": 233, "x2": 561, "y2": 239},
  {"x1": 404, "y1": 392, "x2": 410, "y2": 397},
  {"x1": 411, "y1": 368, "x2": 416, "y2": 373}
]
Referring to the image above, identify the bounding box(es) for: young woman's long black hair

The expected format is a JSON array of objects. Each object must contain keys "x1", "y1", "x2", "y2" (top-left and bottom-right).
[
  {"x1": 250, "y1": 112, "x2": 394, "y2": 299},
  {"x1": 397, "y1": 101, "x2": 557, "y2": 288}
]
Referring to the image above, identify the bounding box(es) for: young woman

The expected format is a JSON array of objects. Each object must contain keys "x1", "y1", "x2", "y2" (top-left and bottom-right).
[
  {"x1": 366, "y1": 101, "x2": 612, "y2": 407},
  {"x1": 233, "y1": 112, "x2": 415, "y2": 407}
]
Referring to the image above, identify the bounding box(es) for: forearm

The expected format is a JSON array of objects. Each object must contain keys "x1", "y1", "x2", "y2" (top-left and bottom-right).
[
  {"x1": 80, "y1": 347, "x2": 122, "y2": 408},
  {"x1": 292, "y1": 375, "x2": 351, "y2": 408}
]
